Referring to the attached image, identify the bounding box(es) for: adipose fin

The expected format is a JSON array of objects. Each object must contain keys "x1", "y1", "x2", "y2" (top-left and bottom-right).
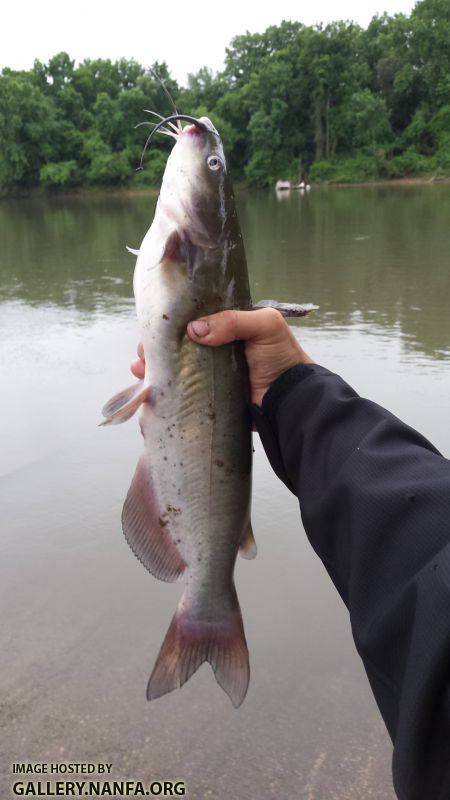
[
  {"x1": 239, "y1": 522, "x2": 257, "y2": 560},
  {"x1": 252, "y1": 300, "x2": 319, "y2": 317}
]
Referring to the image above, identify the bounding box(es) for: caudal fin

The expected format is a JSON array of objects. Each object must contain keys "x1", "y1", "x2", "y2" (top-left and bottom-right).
[{"x1": 147, "y1": 588, "x2": 249, "y2": 708}]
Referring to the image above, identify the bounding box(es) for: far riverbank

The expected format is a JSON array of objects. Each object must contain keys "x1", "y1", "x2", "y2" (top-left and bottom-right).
[
  {"x1": 2, "y1": 174, "x2": 450, "y2": 202},
  {"x1": 311, "y1": 175, "x2": 450, "y2": 189}
]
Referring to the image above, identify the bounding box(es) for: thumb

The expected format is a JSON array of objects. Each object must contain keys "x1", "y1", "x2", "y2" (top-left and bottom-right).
[{"x1": 187, "y1": 307, "x2": 287, "y2": 346}]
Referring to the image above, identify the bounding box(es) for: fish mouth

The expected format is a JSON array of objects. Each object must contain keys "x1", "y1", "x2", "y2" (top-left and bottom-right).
[
  {"x1": 135, "y1": 70, "x2": 220, "y2": 170},
  {"x1": 136, "y1": 115, "x2": 219, "y2": 172}
]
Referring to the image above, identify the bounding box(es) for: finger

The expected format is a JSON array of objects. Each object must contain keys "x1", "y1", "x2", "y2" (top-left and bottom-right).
[
  {"x1": 131, "y1": 358, "x2": 145, "y2": 379},
  {"x1": 187, "y1": 307, "x2": 286, "y2": 346}
]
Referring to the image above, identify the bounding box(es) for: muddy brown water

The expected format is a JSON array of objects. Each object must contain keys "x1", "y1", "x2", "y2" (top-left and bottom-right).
[{"x1": 1, "y1": 185, "x2": 450, "y2": 799}]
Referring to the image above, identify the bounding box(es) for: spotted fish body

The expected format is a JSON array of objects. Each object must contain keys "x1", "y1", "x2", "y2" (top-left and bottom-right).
[
  {"x1": 102, "y1": 116, "x2": 318, "y2": 706},
  {"x1": 103, "y1": 118, "x2": 254, "y2": 707}
]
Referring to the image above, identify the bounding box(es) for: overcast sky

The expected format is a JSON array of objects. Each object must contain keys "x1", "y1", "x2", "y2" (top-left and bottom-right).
[{"x1": 2, "y1": 0, "x2": 417, "y2": 86}]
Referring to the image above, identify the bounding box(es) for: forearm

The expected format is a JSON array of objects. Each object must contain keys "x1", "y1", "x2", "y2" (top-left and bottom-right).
[{"x1": 252, "y1": 364, "x2": 450, "y2": 800}]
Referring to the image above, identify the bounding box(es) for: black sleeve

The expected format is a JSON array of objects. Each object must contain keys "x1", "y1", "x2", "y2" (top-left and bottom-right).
[{"x1": 250, "y1": 364, "x2": 450, "y2": 800}]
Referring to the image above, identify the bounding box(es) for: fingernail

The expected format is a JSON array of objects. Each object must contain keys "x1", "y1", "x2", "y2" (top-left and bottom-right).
[{"x1": 191, "y1": 320, "x2": 209, "y2": 338}]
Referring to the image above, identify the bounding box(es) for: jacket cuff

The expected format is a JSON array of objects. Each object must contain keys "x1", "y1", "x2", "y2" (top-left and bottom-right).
[{"x1": 262, "y1": 363, "x2": 317, "y2": 425}]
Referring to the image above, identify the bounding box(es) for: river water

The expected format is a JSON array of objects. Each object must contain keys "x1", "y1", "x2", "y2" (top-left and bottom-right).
[{"x1": 1, "y1": 185, "x2": 450, "y2": 799}]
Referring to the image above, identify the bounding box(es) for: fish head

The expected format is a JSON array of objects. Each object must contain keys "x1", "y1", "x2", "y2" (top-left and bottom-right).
[{"x1": 159, "y1": 118, "x2": 238, "y2": 249}]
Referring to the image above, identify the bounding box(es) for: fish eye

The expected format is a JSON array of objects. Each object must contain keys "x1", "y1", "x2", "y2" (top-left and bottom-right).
[{"x1": 207, "y1": 155, "x2": 222, "y2": 172}]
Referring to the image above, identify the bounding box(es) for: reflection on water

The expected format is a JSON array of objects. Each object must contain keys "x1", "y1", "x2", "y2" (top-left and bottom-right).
[
  {"x1": 0, "y1": 195, "x2": 154, "y2": 314},
  {"x1": 241, "y1": 184, "x2": 450, "y2": 361},
  {"x1": 1, "y1": 185, "x2": 450, "y2": 360},
  {"x1": 1, "y1": 185, "x2": 450, "y2": 800}
]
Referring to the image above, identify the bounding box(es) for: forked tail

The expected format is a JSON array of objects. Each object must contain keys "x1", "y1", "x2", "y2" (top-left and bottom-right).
[{"x1": 147, "y1": 586, "x2": 249, "y2": 708}]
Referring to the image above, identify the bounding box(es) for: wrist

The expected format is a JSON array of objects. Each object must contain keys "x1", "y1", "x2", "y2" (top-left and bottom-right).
[{"x1": 252, "y1": 355, "x2": 314, "y2": 406}]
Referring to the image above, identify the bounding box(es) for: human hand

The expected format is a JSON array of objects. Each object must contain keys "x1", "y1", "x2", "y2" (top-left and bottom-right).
[{"x1": 131, "y1": 308, "x2": 313, "y2": 407}]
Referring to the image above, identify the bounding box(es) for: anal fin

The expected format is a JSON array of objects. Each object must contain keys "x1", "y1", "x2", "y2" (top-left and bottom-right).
[
  {"x1": 239, "y1": 522, "x2": 257, "y2": 560},
  {"x1": 100, "y1": 380, "x2": 150, "y2": 426},
  {"x1": 122, "y1": 455, "x2": 186, "y2": 583}
]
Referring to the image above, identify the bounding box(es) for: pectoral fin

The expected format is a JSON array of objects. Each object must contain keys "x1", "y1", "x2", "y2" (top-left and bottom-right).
[
  {"x1": 239, "y1": 522, "x2": 257, "y2": 560},
  {"x1": 100, "y1": 380, "x2": 150, "y2": 426},
  {"x1": 160, "y1": 229, "x2": 196, "y2": 274},
  {"x1": 252, "y1": 300, "x2": 319, "y2": 317},
  {"x1": 126, "y1": 247, "x2": 140, "y2": 256},
  {"x1": 145, "y1": 229, "x2": 193, "y2": 272},
  {"x1": 161, "y1": 229, "x2": 185, "y2": 262}
]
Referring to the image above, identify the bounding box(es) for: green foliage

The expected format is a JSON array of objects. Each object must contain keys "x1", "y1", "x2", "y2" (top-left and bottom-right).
[
  {"x1": 224, "y1": 21, "x2": 303, "y2": 88},
  {"x1": 309, "y1": 148, "x2": 441, "y2": 183},
  {"x1": 432, "y1": 104, "x2": 450, "y2": 149},
  {"x1": 402, "y1": 106, "x2": 434, "y2": 153},
  {"x1": 351, "y1": 89, "x2": 392, "y2": 151},
  {"x1": 191, "y1": 106, "x2": 237, "y2": 157},
  {"x1": 245, "y1": 109, "x2": 279, "y2": 186},
  {"x1": 384, "y1": 148, "x2": 435, "y2": 177},
  {"x1": 410, "y1": 0, "x2": 450, "y2": 108},
  {"x1": 94, "y1": 92, "x2": 125, "y2": 150},
  {"x1": 2, "y1": 0, "x2": 450, "y2": 194},
  {"x1": 72, "y1": 66, "x2": 96, "y2": 109},
  {"x1": 87, "y1": 151, "x2": 130, "y2": 186},
  {"x1": 40, "y1": 160, "x2": 82, "y2": 188},
  {"x1": 133, "y1": 151, "x2": 168, "y2": 188},
  {"x1": 0, "y1": 73, "x2": 56, "y2": 191},
  {"x1": 185, "y1": 68, "x2": 229, "y2": 111},
  {"x1": 309, "y1": 154, "x2": 375, "y2": 183},
  {"x1": 350, "y1": 88, "x2": 392, "y2": 175},
  {"x1": 46, "y1": 53, "x2": 75, "y2": 92}
]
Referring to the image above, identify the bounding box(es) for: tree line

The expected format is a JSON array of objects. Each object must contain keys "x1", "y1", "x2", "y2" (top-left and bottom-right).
[{"x1": 1, "y1": 0, "x2": 449, "y2": 193}]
